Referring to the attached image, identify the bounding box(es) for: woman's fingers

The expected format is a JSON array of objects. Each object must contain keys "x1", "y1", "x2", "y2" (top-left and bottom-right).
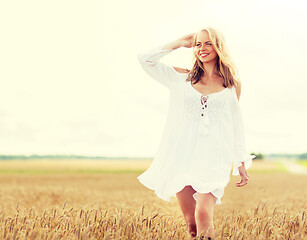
[
  {"x1": 236, "y1": 163, "x2": 250, "y2": 187},
  {"x1": 236, "y1": 171, "x2": 249, "y2": 187},
  {"x1": 236, "y1": 177, "x2": 248, "y2": 187},
  {"x1": 186, "y1": 33, "x2": 195, "y2": 38},
  {"x1": 180, "y1": 33, "x2": 196, "y2": 48},
  {"x1": 181, "y1": 33, "x2": 194, "y2": 41}
]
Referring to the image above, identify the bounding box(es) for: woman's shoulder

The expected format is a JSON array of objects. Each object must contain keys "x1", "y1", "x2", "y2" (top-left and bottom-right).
[{"x1": 230, "y1": 80, "x2": 241, "y2": 101}]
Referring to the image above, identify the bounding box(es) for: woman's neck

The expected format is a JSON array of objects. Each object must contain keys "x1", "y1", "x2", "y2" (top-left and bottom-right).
[{"x1": 201, "y1": 61, "x2": 218, "y2": 82}]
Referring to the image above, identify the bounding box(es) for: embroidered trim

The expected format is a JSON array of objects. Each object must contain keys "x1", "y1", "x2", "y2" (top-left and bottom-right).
[{"x1": 184, "y1": 82, "x2": 229, "y2": 136}]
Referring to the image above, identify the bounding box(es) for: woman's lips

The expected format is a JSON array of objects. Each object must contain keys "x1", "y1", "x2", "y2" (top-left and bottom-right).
[{"x1": 200, "y1": 53, "x2": 209, "y2": 58}]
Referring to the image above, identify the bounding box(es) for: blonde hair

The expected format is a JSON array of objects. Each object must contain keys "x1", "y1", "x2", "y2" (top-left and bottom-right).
[{"x1": 187, "y1": 27, "x2": 240, "y2": 88}]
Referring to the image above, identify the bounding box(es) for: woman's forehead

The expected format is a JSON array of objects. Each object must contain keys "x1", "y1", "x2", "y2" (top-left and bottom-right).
[{"x1": 196, "y1": 31, "x2": 210, "y2": 42}]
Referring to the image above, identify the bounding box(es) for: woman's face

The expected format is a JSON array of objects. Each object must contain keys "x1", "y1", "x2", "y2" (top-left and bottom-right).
[{"x1": 194, "y1": 31, "x2": 218, "y2": 64}]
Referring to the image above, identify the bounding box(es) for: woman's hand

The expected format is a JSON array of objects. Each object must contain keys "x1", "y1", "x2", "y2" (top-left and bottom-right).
[
  {"x1": 178, "y1": 33, "x2": 195, "y2": 48},
  {"x1": 163, "y1": 33, "x2": 195, "y2": 51},
  {"x1": 236, "y1": 162, "x2": 250, "y2": 187}
]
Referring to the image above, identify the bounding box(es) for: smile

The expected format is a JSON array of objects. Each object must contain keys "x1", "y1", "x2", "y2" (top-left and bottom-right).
[{"x1": 200, "y1": 53, "x2": 209, "y2": 58}]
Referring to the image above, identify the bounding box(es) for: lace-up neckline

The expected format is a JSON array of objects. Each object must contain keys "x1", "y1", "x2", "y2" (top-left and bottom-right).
[{"x1": 189, "y1": 80, "x2": 228, "y2": 97}]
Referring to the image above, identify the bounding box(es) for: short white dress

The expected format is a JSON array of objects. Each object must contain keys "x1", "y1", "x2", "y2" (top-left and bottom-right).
[{"x1": 136, "y1": 44, "x2": 256, "y2": 205}]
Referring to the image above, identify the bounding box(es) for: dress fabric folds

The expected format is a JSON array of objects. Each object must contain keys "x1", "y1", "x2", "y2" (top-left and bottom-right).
[{"x1": 136, "y1": 44, "x2": 256, "y2": 205}]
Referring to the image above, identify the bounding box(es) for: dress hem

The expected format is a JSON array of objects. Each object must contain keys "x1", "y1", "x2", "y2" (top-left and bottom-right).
[{"x1": 137, "y1": 175, "x2": 224, "y2": 205}]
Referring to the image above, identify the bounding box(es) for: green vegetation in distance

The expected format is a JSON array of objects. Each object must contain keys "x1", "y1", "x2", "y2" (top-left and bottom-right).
[
  {"x1": 0, "y1": 162, "x2": 289, "y2": 175},
  {"x1": 297, "y1": 161, "x2": 307, "y2": 168}
]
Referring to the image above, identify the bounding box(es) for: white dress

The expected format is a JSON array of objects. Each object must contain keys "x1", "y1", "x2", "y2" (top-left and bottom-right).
[{"x1": 136, "y1": 44, "x2": 256, "y2": 205}]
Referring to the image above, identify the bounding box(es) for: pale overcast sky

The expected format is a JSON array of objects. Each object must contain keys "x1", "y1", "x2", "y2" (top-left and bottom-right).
[{"x1": 0, "y1": 0, "x2": 306, "y2": 157}]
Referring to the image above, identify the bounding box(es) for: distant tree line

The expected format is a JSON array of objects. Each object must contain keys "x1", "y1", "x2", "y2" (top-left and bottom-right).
[
  {"x1": 248, "y1": 152, "x2": 307, "y2": 160},
  {"x1": 0, "y1": 153, "x2": 306, "y2": 161},
  {"x1": 0, "y1": 155, "x2": 150, "y2": 160},
  {"x1": 0, "y1": 155, "x2": 107, "y2": 160},
  {"x1": 250, "y1": 152, "x2": 264, "y2": 160},
  {"x1": 265, "y1": 153, "x2": 307, "y2": 160},
  {"x1": 298, "y1": 153, "x2": 307, "y2": 159}
]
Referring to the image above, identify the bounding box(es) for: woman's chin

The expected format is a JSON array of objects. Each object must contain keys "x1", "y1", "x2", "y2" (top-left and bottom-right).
[{"x1": 200, "y1": 58, "x2": 215, "y2": 64}]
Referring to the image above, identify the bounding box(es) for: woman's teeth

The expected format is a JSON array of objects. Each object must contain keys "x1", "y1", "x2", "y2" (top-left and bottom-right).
[{"x1": 200, "y1": 53, "x2": 209, "y2": 58}]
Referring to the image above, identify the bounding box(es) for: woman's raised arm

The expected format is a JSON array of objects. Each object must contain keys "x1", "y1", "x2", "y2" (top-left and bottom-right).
[{"x1": 137, "y1": 34, "x2": 195, "y2": 89}]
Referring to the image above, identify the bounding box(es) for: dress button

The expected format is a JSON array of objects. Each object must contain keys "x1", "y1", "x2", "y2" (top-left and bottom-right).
[
  {"x1": 202, "y1": 107, "x2": 204, "y2": 109},
  {"x1": 201, "y1": 114, "x2": 203, "y2": 116},
  {"x1": 205, "y1": 105, "x2": 207, "y2": 108}
]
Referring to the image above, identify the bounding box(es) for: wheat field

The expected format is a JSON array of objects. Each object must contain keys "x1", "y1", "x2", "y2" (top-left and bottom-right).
[{"x1": 0, "y1": 159, "x2": 306, "y2": 239}]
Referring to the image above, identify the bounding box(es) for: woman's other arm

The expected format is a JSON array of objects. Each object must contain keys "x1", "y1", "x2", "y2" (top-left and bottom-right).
[{"x1": 232, "y1": 82, "x2": 256, "y2": 185}]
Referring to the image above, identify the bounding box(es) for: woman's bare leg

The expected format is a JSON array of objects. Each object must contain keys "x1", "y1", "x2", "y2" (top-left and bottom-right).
[
  {"x1": 195, "y1": 192, "x2": 217, "y2": 239},
  {"x1": 176, "y1": 185, "x2": 197, "y2": 238}
]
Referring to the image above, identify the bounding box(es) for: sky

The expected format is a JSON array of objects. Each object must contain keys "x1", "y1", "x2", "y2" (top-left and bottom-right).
[{"x1": 0, "y1": 0, "x2": 306, "y2": 157}]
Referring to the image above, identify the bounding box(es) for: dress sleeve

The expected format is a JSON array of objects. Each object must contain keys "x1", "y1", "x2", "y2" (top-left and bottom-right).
[
  {"x1": 231, "y1": 87, "x2": 256, "y2": 176},
  {"x1": 137, "y1": 44, "x2": 181, "y2": 89}
]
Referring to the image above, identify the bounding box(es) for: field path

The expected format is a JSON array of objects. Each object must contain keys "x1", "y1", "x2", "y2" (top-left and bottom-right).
[{"x1": 281, "y1": 160, "x2": 307, "y2": 175}]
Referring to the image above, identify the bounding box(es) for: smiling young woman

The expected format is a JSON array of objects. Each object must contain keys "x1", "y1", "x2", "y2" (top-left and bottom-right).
[
  {"x1": 187, "y1": 28, "x2": 239, "y2": 97},
  {"x1": 137, "y1": 27, "x2": 255, "y2": 239}
]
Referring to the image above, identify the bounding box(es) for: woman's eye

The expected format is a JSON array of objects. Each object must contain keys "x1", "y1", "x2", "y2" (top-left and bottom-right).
[{"x1": 206, "y1": 43, "x2": 212, "y2": 46}]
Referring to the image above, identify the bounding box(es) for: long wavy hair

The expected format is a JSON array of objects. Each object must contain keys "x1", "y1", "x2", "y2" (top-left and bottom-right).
[{"x1": 186, "y1": 27, "x2": 240, "y2": 88}]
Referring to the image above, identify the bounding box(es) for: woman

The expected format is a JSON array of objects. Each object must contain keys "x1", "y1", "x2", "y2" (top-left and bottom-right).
[{"x1": 137, "y1": 27, "x2": 255, "y2": 239}]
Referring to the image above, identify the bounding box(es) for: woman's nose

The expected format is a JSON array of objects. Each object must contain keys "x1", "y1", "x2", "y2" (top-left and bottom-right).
[{"x1": 200, "y1": 44, "x2": 207, "y2": 50}]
